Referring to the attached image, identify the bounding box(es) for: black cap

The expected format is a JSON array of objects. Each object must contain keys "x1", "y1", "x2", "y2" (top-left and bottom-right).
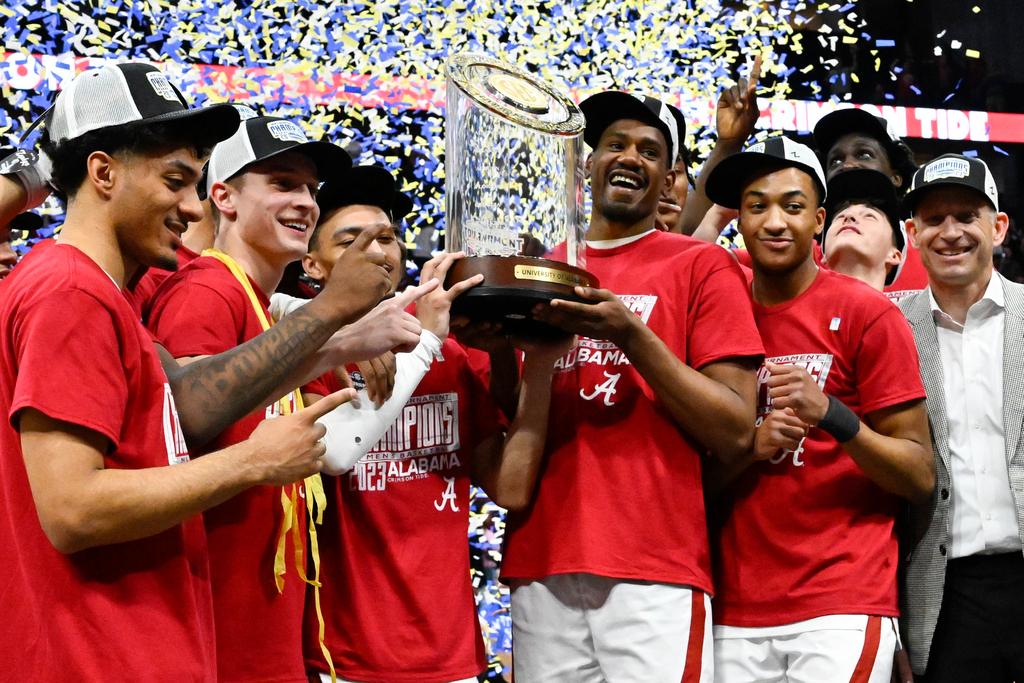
[
  {"x1": 579, "y1": 92, "x2": 684, "y2": 164},
  {"x1": 813, "y1": 109, "x2": 917, "y2": 186},
  {"x1": 823, "y1": 168, "x2": 907, "y2": 285},
  {"x1": 202, "y1": 115, "x2": 351, "y2": 198},
  {"x1": 904, "y1": 153, "x2": 999, "y2": 214},
  {"x1": 45, "y1": 62, "x2": 239, "y2": 146},
  {"x1": 316, "y1": 165, "x2": 413, "y2": 223},
  {"x1": 7, "y1": 212, "x2": 43, "y2": 234},
  {"x1": 705, "y1": 136, "x2": 827, "y2": 210}
]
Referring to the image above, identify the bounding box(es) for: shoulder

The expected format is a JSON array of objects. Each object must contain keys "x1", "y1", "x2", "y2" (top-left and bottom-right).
[
  {"x1": 6, "y1": 244, "x2": 126, "y2": 313},
  {"x1": 999, "y1": 274, "x2": 1024, "y2": 312},
  {"x1": 154, "y1": 256, "x2": 242, "y2": 305}
]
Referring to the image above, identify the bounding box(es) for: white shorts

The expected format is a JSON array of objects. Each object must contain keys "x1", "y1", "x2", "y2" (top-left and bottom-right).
[
  {"x1": 713, "y1": 615, "x2": 898, "y2": 683},
  {"x1": 510, "y1": 573, "x2": 713, "y2": 683},
  {"x1": 318, "y1": 674, "x2": 477, "y2": 683}
]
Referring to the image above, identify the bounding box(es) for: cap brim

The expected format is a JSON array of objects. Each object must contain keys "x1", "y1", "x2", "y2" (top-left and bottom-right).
[
  {"x1": 822, "y1": 168, "x2": 906, "y2": 282},
  {"x1": 142, "y1": 103, "x2": 241, "y2": 147},
  {"x1": 580, "y1": 92, "x2": 671, "y2": 154},
  {"x1": 706, "y1": 151, "x2": 825, "y2": 210},
  {"x1": 903, "y1": 177, "x2": 997, "y2": 215},
  {"x1": 825, "y1": 168, "x2": 903, "y2": 226}
]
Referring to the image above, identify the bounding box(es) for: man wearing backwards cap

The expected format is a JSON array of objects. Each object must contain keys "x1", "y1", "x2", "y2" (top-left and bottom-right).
[
  {"x1": 703, "y1": 136, "x2": 933, "y2": 683},
  {"x1": 497, "y1": 90, "x2": 764, "y2": 681},
  {"x1": 813, "y1": 107, "x2": 929, "y2": 301},
  {"x1": 896, "y1": 154, "x2": 1024, "y2": 681},
  {"x1": 287, "y1": 165, "x2": 558, "y2": 683},
  {"x1": 0, "y1": 62, "x2": 389, "y2": 680},
  {"x1": 146, "y1": 122, "x2": 437, "y2": 681},
  {"x1": 821, "y1": 167, "x2": 908, "y2": 292}
]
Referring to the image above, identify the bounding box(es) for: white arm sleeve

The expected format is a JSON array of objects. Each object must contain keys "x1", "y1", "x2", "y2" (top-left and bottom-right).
[
  {"x1": 268, "y1": 292, "x2": 308, "y2": 320},
  {"x1": 316, "y1": 330, "x2": 442, "y2": 475}
]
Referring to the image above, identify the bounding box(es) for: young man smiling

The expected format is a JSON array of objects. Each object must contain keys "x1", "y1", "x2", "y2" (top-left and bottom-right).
[
  {"x1": 147, "y1": 118, "x2": 429, "y2": 682},
  {"x1": 704, "y1": 137, "x2": 934, "y2": 682},
  {"x1": 0, "y1": 63, "x2": 377, "y2": 681},
  {"x1": 499, "y1": 92, "x2": 764, "y2": 682}
]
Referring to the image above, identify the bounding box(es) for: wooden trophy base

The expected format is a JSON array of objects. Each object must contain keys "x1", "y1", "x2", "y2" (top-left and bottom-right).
[{"x1": 445, "y1": 255, "x2": 600, "y2": 338}]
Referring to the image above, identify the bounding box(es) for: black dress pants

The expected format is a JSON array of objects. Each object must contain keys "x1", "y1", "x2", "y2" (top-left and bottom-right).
[{"x1": 923, "y1": 552, "x2": 1024, "y2": 683}]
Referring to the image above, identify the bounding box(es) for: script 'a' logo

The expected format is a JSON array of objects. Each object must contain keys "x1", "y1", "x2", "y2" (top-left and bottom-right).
[
  {"x1": 433, "y1": 476, "x2": 460, "y2": 512},
  {"x1": 580, "y1": 371, "x2": 621, "y2": 406}
]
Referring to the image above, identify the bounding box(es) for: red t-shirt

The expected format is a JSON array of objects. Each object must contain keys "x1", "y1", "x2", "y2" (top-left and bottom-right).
[
  {"x1": 129, "y1": 243, "x2": 200, "y2": 321},
  {"x1": 0, "y1": 244, "x2": 215, "y2": 680},
  {"x1": 306, "y1": 338, "x2": 502, "y2": 682},
  {"x1": 148, "y1": 255, "x2": 315, "y2": 683},
  {"x1": 713, "y1": 268, "x2": 926, "y2": 626},
  {"x1": 501, "y1": 231, "x2": 764, "y2": 590},
  {"x1": 884, "y1": 242, "x2": 929, "y2": 303}
]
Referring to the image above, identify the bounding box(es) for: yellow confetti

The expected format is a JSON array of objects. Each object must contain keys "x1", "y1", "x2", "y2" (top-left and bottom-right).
[{"x1": 965, "y1": 49, "x2": 981, "y2": 58}]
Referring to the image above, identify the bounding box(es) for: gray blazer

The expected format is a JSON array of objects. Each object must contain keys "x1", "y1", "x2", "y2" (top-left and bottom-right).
[{"x1": 897, "y1": 272, "x2": 1024, "y2": 675}]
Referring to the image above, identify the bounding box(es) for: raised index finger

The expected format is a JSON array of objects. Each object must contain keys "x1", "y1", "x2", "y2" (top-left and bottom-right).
[
  {"x1": 747, "y1": 53, "x2": 763, "y2": 95},
  {"x1": 301, "y1": 388, "x2": 357, "y2": 421},
  {"x1": 392, "y1": 277, "x2": 440, "y2": 308}
]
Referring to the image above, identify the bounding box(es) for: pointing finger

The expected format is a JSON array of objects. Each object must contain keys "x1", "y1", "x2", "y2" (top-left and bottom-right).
[{"x1": 301, "y1": 388, "x2": 357, "y2": 421}]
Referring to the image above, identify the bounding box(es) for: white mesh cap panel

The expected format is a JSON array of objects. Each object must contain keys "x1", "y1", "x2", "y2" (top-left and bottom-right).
[
  {"x1": 49, "y1": 65, "x2": 143, "y2": 142},
  {"x1": 206, "y1": 124, "x2": 257, "y2": 194}
]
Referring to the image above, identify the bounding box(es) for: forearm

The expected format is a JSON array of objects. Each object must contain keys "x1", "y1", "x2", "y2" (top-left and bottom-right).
[
  {"x1": 33, "y1": 441, "x2": 262, "y2": 554},
  {"x1": 166, "y1": 296, "x2": 357, "y2": 447},
  {"x1": 842, "y1": 424, "x2": 935, "y2": 504},
  {"x1": 476, "y1": 357, "x2": 556, "y2": 511},
  {"x1": 678, "y1": 139, "x2": 743, "y2": 235},
  {"x1": 621, "y1": 322, "x2": 756, "y2": 462},
  {"x1": 0, "y1": 175, "x2": 28, "y2": 228},
  {"x1": 317, "y1": 332, "x2": 440, "y2": 474},
  {"x1": 488, "y1": 346, "x2": 520, "y2": 420}
]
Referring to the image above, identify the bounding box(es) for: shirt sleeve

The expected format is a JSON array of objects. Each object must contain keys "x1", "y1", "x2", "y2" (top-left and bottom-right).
[
  {"x1": 855, "y1": 304, "x2": 927, "y2": 416},
  {"x1": 687, "y1": 247, "x2": 765, "y2": 370},
  {"x1": 148, "y1": 279, "x2": 246, "y2": 357},
  {"x1": 10, "y1": 289, "x2": 129, "y2": 449}
]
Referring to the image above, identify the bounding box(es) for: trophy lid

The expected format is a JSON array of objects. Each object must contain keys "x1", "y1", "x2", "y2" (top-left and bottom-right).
[{"x1": 446, "y1": 53, "x2": 584, "y2": 136}]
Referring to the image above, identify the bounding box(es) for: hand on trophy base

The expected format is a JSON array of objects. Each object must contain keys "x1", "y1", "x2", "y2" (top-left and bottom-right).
[{"x1": 445, "y1": 255, "x2": 598, "y2": 340}]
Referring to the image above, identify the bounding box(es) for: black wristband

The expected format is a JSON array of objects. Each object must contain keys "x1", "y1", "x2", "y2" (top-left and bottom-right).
[{"x1": 818, "y1": 395, "x2": 860, "y2": 443}]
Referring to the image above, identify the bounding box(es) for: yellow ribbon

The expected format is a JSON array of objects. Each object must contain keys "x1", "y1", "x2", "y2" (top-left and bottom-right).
[{"x1": 203, "y1": 248, "x2": 336, "y2": 681}]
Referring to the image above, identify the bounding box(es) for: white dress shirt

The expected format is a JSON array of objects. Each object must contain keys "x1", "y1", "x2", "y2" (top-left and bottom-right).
[{"x1": 930, "y1": 275, "x2": 1022, "y2": 557}]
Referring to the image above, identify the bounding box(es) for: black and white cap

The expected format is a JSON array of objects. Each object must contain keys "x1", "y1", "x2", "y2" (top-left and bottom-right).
[
  {"x1": 316, "y1": 165, "x2": 413, "y2": 224},
  {"x1": 904, "y1": 153, "x2": 999, "y2": 213},
  {"x1": 203, "y1": 115, "x2": 351, "y2": 197},
  {"x1": 45, "y1": 62, "x2": 239, "y2": 145},
  {"x1": 580, "y1": 91, "x2": 685, "y2": 165},
  {"x1": 823, "y1": 168, "x2": 907, "y2": 285},
  {"x1": 705, "y1": 136, "x2": 827, "y2": 210}
]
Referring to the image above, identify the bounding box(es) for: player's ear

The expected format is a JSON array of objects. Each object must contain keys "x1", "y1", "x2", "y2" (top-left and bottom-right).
[
  {"x1": 814, "y1": 206, "x2": 826, "y2": 237},
  {"x1": 584, "y1": 153, "x2": 593, "y2": 179},
  {"x1": 302, "y1": 253, "x2": 327, "y2": 283},
  {"x1": 905, "y1": 217, "x2": 920, "y2": 249},
  {"x1": 209, "y1": 181, "x2": 237, "y2": 221}
]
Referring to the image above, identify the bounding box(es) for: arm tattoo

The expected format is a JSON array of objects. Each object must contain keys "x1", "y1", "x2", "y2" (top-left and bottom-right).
[{"x1": 163, "y1": 305, "x2": 336, "y2": 448}]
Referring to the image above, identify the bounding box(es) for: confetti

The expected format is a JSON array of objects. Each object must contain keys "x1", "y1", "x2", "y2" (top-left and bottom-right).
[{"x1": 0, "y1": 3, "x2": 1012, "y2": 675}]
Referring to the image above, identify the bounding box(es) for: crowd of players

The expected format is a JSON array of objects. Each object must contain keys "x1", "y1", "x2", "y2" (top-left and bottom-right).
[{"x1": 0, "y1": 59, "x2": 1019, "y2": 683}]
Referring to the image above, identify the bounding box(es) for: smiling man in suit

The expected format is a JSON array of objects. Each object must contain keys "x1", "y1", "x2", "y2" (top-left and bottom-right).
[{"x1": 898, "y1": 153, "x2": 1024, "y2": 682}]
